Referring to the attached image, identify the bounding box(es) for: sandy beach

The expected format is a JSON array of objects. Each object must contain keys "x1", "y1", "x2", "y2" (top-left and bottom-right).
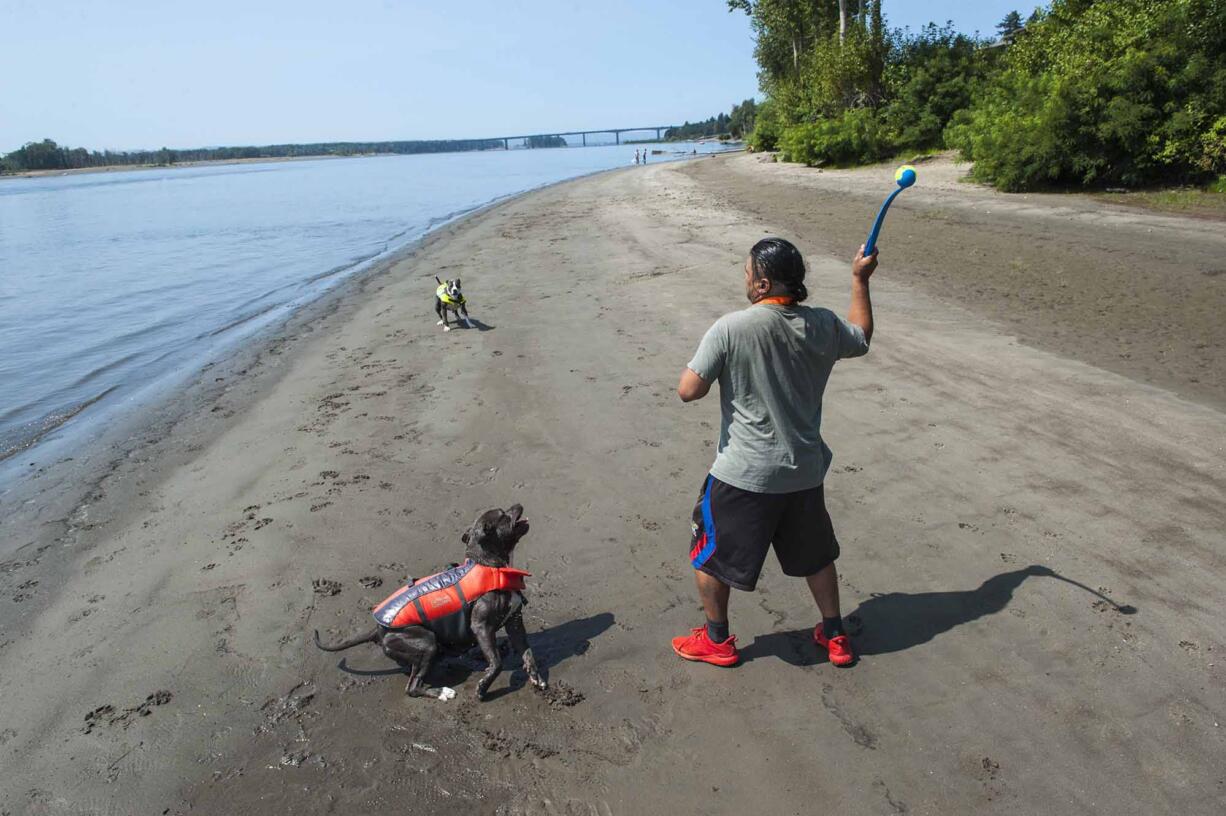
[{"x1": 2, "y1": 153, "x2": 1224, "y2": 815}]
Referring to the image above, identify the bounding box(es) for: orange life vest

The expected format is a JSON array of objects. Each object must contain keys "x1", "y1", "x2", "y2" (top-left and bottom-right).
[{"x1": 372, "y1": 560, "x2": 530, "y2": 641}]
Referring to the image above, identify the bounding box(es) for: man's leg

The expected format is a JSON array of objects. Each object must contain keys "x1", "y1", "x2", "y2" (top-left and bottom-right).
[
  {"x1": 774, "y1": 485, "x2": 854, "y2": 666},
  {"x1": 673, "y1": 476, "x2": 776, "y2": 666},
  {"x1": 673, "y1": 568, "x2": 738, "y2": 665},
  {"x1": 695, "y1": 569, "x2": 731, "y2": 643},
  {"x1": 805, "y1": 562, "x2": 848, "y2": 644},
  {"x1": 804, "y1": 562, "x2": 840, "y2": 619}
]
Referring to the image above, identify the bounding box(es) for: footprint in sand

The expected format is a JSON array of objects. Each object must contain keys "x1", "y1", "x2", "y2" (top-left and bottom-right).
[
  {"x1": 312, "y1": 579, "x2": 342, "y2": 597},
  {"x1": 82, "y1": 691, "x2": 173, "y2": 735}
]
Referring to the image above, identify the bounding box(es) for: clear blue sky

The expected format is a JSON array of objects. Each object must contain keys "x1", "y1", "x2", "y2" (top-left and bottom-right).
[{"x1": 0, "y1": 1, "x2": 1037, "y2": 152}]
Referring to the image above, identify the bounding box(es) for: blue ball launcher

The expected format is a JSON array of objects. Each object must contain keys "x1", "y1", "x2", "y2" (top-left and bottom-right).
[{"x1": 864, "y1": 165, "x2": 917, "y2": 254}]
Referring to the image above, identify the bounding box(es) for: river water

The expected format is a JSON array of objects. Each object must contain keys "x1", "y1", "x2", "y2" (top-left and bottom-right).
[{"x1": 0, "y1": 143, "x2": 733, "y2": 471}]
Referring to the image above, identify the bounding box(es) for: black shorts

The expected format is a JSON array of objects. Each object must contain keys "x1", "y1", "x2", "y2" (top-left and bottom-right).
[{"x1": 688, "y1": 474, "x2": 840, "y2": 591}]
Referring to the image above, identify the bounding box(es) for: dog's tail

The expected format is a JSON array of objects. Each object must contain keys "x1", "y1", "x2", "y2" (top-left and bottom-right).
[
  {"x1": 313, "y1": 627, "x2": 379, "y2": 652},
  {"x1": 434, "y1": 275, "x2": 442, "y2": 285}
]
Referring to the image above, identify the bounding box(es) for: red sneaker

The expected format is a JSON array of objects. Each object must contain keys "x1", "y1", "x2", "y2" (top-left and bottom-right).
[
  {"x1": 672, "y1": 626, "x2": 739, "y2": 667},
  {"x1": 813, "y1": 628, "x2": 856, "y2": 667}
]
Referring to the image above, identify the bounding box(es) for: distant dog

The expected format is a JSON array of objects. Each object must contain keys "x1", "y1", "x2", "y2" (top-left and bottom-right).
[
  {"x1": 434, "y1": 276, "x2": 473, "y2": 331},
  {"x1": 313, "y1": 504, "x2": 545, "y2": 701}
]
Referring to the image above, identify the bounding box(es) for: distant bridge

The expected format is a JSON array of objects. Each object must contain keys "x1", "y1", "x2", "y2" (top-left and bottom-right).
[{"x1": 489, "y1": 126, "x2": 680, "y2": 148}]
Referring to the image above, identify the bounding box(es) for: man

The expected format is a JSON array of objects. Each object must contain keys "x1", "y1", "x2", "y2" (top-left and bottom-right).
[{"x1": 672, "y1": 237, "x2": 878, "y2": 668}]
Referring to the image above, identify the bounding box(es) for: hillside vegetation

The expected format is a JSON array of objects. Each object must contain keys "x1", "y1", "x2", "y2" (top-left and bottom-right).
[{"x1": 731, "y1": 0, "x2": 1225, "y2": 191}]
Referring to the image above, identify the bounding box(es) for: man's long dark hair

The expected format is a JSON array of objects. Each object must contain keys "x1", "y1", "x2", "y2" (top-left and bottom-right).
[{"x1": 749, "y1": 237, "x2": 808, "y2": 302}]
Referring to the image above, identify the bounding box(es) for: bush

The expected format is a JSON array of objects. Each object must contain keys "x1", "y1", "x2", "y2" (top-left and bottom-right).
[
  {"x1": 949, "y1": 0, "x2": 1226, "y2": 190},
  {"x1": 943, "y1": 73, "x2": 1071, "y2": 191},
  {"x1": 748, "y1": 98, "x2": 785, "y2": 152},
  {"x1": 750, "y1": 17, "x2": 992, "y2": 168},
  {"x1": 778, "y1": 108, "x2": 895, "y2": 167},
  {"x1": 882, "y1": 24, "x2": 991, "y2": 153},
  {"x1": 1200, "y1": 116, "x2": 1226, "y2": 175}
]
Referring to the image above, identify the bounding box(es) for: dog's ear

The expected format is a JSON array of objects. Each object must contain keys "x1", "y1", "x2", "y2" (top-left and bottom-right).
[
  {"x1": 461, "y1": 530, "x2": 470, "y2": 544},
  {"x1": 455, "y1": 278, "x2": 461, "y2": 288}
]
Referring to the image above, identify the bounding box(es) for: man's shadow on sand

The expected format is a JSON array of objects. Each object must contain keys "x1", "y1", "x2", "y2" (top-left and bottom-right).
[
  {"x1": 336, "y1": 611, "x2": 614, "y2": 692},
  {"x1": 739, "y1": 565, "x2": 1136, "y2": 667}
]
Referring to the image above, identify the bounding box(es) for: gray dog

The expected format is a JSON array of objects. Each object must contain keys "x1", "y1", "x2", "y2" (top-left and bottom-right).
[{"x1": 314, "y1": 504, "x2": 546, "y2": 700}]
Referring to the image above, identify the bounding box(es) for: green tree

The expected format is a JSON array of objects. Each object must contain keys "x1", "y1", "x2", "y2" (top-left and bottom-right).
[
  {"x1": 729, "y1": 0, "x2": 825, "y2": 79},
  {"x1": 748, "y1": 97, "x2": 785, "y2": 150},
  {"x1": 729, "y1": 98, "x2": 759, "y2": 136},
  {"x1": 526, "y1": 135, "x2": 566, "y2": 148},
  {"x1": 947, "y1": 0, "x2": 1226, "y2": 190},
  {"x1": 730, "y1": 1, "x2": 889, "y2": 122},
  {"x1": 883, "y1": 24, "x2": 989, "y2": 151},
  {"x1": 996, "y1": 10, "x2": 1024, "y2": 39},
  {"x1": 6, "y1": 139, "x2": 67, "y2": 170}
]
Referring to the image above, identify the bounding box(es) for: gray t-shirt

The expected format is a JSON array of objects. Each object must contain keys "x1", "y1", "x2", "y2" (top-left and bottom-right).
[{"x1": 687, "y1": 302, "x2": 869, "y2": 494}]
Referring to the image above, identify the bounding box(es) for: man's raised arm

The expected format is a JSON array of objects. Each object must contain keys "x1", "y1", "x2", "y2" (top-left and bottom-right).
[{"x1": 848, "y1": 245, "x2": 878, "y2": 344}]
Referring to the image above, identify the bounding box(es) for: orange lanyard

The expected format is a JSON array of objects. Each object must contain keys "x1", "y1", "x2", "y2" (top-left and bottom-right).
[{"x1": 756, "y1": 296, "x2": 796, "y2": 307}]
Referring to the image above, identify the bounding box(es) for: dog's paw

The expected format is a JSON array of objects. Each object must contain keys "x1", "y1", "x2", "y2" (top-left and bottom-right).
[
  {"x1": 442, "y1": 325, "x2": 451, "y2": 332},
  {"x1": 436, "y1": 319, "x2": 444, "y2": 325},
  {"x1": 438, "y1": 687, "x2": 456, "y2": 702}
]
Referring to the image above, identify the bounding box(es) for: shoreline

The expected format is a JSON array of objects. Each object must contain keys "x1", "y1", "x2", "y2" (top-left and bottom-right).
[
  {"x1": 0, "y1": 142, "x2": 719, "y2": 182},
  {"x1": 0, "y1": 159, "x2": 653, "y2": 556},
  {"x1": 0, "y1": 154, "x2": 700, "y2": 512},
  {"x1": 0, "y1": 152, "x2": 358, "y2": 180},
  {"x1": 2, "y1": 154, "x2": 1223, "y2": 815}
]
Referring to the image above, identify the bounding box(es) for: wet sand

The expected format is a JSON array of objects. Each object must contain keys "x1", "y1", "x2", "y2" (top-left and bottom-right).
[{"x1": 1, "y1": 154, "x2": 1224, "y2": 815}]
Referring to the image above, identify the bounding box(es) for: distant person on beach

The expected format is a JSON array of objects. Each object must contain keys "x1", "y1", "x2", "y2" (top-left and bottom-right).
[
  {"x1": 634, "y1": 149, "x2": 640, "y2": 165},
  {"x1": 672, "y1": 238, "x2": 878, "y2": 668}
]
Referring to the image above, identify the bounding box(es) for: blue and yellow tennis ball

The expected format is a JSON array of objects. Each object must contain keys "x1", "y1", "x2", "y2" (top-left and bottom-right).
[{"x1": 895, "y1": 164, "x2": 917, "y2": 188}]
